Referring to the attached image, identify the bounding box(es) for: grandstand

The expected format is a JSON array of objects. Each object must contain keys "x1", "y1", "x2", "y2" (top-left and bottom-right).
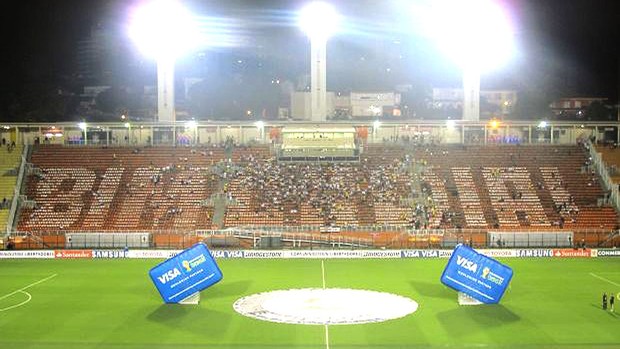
[
  {"x1": 0, "y1": 144, "x2": 22, "y2": 231},
  {"x1": 0, "y1": 121, "x2": 618, "y2": 249},
  {"x1": 19, "y1": 145, "x2": 224, "y2": 234}
]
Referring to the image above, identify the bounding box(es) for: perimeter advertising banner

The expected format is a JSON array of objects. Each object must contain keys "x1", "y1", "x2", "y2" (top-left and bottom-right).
[
  {"x1": 440, "y1": 244, "x2": 513, "y2": 304},
  {"x1": 149, "y1": 243, "x2": 223, "y2": 303}
]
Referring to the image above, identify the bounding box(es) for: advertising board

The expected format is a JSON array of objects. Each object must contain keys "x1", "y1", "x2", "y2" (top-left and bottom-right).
[
  {"x1": 148, "y1": 243, "x2": 223, "y2": 303},
  {"x1": 440, "y1": 244, "x2": 513, "y2": 304}
]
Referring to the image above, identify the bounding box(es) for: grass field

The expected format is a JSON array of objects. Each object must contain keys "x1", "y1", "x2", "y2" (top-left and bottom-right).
[{"x1": 1, "y1": 257, "x2": 620, "y2": 348}]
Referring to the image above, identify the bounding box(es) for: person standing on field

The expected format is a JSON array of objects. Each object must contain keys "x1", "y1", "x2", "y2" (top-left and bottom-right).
[
  {"x1": 610, "y1": 293, "x2": 615, "y2": 312},
  {"x1": 603, "y1": 293, "x2": 608, "y2": 310}
]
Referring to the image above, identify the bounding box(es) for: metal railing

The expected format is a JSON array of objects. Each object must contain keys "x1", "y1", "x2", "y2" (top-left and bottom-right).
[
  {"x1": 5, "y1": 227, "x2": 618, "y2": 250},
  {"x1": 5, "y1": 145, "x2": 29, "y2": 235},
  {"x1": 589, "y1": 139, "x2": 620, "y2": 212}
]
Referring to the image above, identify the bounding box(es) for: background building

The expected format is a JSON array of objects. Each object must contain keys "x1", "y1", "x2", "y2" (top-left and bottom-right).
[
  {"x1": 432, "y1": 88, "x2": 517, "y2": 117},
  {"x1": 550, "y1": 97, "x2": 608, "y2": 117}
]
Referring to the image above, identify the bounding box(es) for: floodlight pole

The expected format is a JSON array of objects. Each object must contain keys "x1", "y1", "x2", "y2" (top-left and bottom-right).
[
  {"x1": 310, "y1": 38, "x2": 327, "y2": 122},
  {"x1": 157, "y1": 56, "x2": 176, "y2": 122},
  {"x1": 462, "y1": 65, "x2": 480, "y2": 121}
]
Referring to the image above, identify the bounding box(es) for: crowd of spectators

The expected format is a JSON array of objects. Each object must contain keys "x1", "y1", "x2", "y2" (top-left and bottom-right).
[
  {"x1": 225, "y1": 156, "x2": 427, "y2": 226},
  {"x1": 2, "y1": 138, "x2": 16, "y2": 152}
]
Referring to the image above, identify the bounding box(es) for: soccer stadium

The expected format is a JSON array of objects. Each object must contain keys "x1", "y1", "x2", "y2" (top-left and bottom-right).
[
  {"x1": 2, "y1": 0, "x2": 620, "y2": 348},
  {"x1": 2, "y1": 120, "x2": 620, "y2": 348}
]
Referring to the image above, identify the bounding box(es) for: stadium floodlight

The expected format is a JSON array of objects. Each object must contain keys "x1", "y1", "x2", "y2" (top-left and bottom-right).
[
  {"x1": 185, "y1": 120, "x2": 197, "y2": 129},
  {"x1": 299, "y1": 2, "x2": 339, "y2": 42},
  {"x1": 78, "y1": 122, "x2": 87, "y2": 131},
  {"x1": 420, "y1": 0, "x2": 514, "y2": 71},
  {"x1": 124, "y1": 122, "x2": 131, "y2": 129},
  {"x1": 446, "y1": 119, "x2": 456, "y2": 130},
  {"x1": 129, "y1": 0, "x2": 200, "y2": 122},
  {"x1": 538, "y1": 121, "x2": 548, "y2": 129},
  {"x1": 414, "y1": 0, "x2": 514, "y2": 121},
  {"x1": 298, "y1": 2, "x2": 340, "y2": 122},
  {"x1": 373, "y1": 120, "x2": 381, "y2": 131},
  {"x1": 129, "y1": 0, "x2": 198, "y2": 60}
]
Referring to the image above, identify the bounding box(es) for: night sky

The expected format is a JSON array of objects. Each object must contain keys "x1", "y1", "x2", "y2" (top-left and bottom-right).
[{"x1": 0, "y1": 0, "x2": 619, "y2": 120}]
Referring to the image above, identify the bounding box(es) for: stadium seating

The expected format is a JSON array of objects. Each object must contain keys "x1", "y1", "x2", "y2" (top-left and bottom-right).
[
  {"x1": 16, "y1": 144, "x2": 619, "y2": 236},
  {"x1": 19, "y1": 145, "x2": 224, "y2": 233},
  {"x1": 0, "y1": 145, "x2": 23, "y2": 229},
  {"x1": 231, "y1": 145, "x2": 271, "y2": 163}
]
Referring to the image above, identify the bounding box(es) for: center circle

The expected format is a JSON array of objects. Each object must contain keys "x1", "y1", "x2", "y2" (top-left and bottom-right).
[{"x1": 233, "y1": 288, "x2": 419, "y2": 325}]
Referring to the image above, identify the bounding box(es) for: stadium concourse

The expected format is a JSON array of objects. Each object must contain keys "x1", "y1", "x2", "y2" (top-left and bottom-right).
[{"x1": 9, "y1": 134, "x2": 620, "y2": 250}]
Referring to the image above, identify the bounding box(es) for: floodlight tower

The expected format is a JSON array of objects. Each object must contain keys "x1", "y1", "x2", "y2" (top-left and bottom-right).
[
  {"x1": 421, "y1": 0, "x2": 514, "y2": 121},
  {"x1": 299, "y1": 2, "x2": 339, "y2": 122},
  {"x1": 129, "y1": 0, "x2": 198, "y2": 122}
]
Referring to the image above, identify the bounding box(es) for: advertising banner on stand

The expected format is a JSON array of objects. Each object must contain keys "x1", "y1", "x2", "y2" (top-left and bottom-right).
[
  {"x1": 149, "y1": 243, "x2": 223, "y2": 304},
  {"x1": 440, "y1": 244, "x2": 513, "y2": 304}
]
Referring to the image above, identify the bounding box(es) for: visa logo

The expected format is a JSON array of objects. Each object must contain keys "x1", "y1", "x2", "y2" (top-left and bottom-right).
[
  {"x1": 456, "y1": 255, "x2": 478, "y2": 273},
  {"x1": 402, "y1": 250, "x2": 420, "y2": 258},
  {"x1": 158, "y1": 268, "x2": 181, "y2": 284}
]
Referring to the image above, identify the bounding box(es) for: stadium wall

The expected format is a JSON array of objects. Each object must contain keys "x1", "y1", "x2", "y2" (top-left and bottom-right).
[
  {"x1": 0, "y1": 248, "x2": 613, "y2": 259},
  {"x1": 0, "y1": 121, "x2": 613, "y2": 147}
]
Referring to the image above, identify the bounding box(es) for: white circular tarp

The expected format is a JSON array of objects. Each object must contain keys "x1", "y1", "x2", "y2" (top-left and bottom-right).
[{"x1": 233, "y1": 288, "x2": 419, "y2": 325}]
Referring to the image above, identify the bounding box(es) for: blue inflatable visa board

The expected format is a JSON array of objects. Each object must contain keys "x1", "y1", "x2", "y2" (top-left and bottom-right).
[
  {"x1": 149, "y1": 243, "x2": 223, "y2": 303},
  {"x1": 440, "y1": 244, "x2": 513, "y2": 304}
]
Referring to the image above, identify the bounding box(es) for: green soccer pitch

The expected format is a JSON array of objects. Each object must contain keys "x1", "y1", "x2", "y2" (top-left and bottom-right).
[{"x1": 1, "y1": 258, "x2": 620, "y2": 349}]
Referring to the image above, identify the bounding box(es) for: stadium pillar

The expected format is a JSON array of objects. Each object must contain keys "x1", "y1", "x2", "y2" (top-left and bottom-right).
[
  {"x1": 461, "y1": 125, "x2": 465, "y2": 144},
  {"x1": 528, "y1": 125, "x2": 532, "y2": 144},
  {"x1": 127, "y1": 123, "x2": 132, "y2": 145},
  {"x1": 550, "y1": 125, "x2": 554, "y2": 143},
  {"x1": 310, "y1": 38, "x2": 327, "y2": 122},
  {"x1": 595, "y1": 126, "x2": 598, "y2": 142},
  {"x1": 462, "y1": 66, "x2": 480, "y2": 121},
  {"x1": 157, "y1": 57, "x2": 176, "y2": 122},
  {"x1": 300, "y1": 2, "x2": 337, "y2": 122},
  {"x1": 483, "y1": 124, "x2": 487, "y2": 145}
]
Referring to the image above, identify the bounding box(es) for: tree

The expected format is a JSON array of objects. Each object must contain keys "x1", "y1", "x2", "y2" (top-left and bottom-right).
[
  {"x1": 586, "y1": 101, "x2": 612, "y2": 121},
  {"x1": 513, "y1": 89, "x2": 556, "y2": 120}
]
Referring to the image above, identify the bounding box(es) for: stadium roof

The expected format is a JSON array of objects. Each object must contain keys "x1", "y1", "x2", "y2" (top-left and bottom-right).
[{"x1": 282, "y1": 127, "x2": 356, "y2": 133}]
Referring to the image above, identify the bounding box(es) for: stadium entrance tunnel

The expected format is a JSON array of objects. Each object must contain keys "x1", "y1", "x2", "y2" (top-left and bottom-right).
[{"x1": 233, "y1": 288, "x2": 418, "y2": 325}]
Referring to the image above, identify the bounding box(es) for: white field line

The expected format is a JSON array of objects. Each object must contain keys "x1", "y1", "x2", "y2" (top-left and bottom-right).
[
  {"x1": 321, "y1": 260, "x2": 326, "y2": 289},
  {"x1": 0, "y1": 291, "x2": 32, "y2": 312},
  {"x1": 321, "y1": 260, "x2": 329, "y2": 349},
  {"x1": 589, "y1": 272, "x2": 620, "y2": 287},
  {"x1": 0, "y1": 273, "x2": 58, "y2": 302},
  {"x1": 324, "y1": 324, "x2": 330, "y2": 349}
]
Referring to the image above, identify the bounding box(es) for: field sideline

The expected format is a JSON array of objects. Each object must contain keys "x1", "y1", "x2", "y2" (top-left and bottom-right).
[{"x1": 1, "y1": 258, "x2": 620, "y2": 348}]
